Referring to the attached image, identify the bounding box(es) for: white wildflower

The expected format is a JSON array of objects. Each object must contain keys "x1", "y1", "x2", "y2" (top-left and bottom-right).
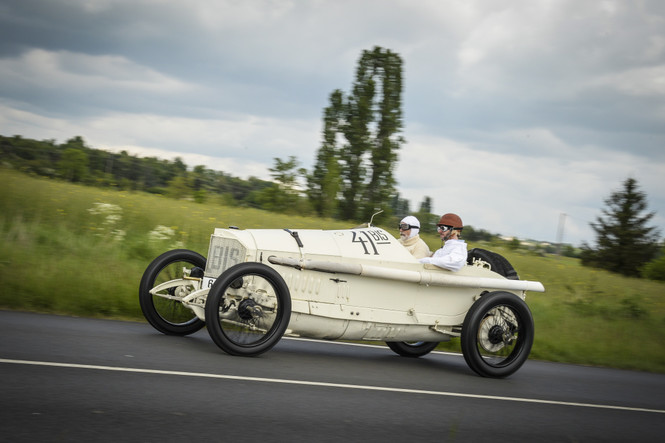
[
  {"x1": 88, "y1": 202, "x2": 124, "y2": 241},
  {"x1": 149, "y1": 225, "x2": 176, "y2": 242},
  {"x1": 112, "y1": 229, "x2": 126, "y2": 242},
  {"x1": 88, "y1": 202, "x2": 122, "y2": 217}
]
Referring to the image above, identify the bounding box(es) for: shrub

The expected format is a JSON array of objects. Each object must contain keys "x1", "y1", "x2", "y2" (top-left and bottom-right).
[{"x1": 642, "y1": 253, "x2": 665, "y2": 281}]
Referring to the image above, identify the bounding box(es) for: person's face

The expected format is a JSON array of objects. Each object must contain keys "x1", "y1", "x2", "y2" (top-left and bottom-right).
[
  {"x1": 399, "y1": 224, "x2": 411, "y2": 238},
  {"x1": 437, "y1": 225, "x2": 453, "y2": 240}
]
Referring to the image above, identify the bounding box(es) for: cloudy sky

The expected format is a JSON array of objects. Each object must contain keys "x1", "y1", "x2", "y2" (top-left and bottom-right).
[{"x1": 1, "y1": 0, "x2": 664, "y2": 246}]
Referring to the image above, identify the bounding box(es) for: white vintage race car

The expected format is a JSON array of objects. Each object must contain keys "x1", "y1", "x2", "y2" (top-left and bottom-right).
[{"x1": 139, "y1": 226, "x2": 545, "y2": 378}]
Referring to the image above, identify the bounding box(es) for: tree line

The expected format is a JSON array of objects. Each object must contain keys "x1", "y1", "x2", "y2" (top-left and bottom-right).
[{"x1": 0, "y1": 133, "x2": 274, "y2": 207}]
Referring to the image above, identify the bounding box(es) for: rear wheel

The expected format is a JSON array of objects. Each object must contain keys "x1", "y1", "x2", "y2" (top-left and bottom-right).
[
  {"x1": 139, "y1": 249, "x2": 206, "y2": 335},
  {"x1": 205, "y1": 262, "x2": 291, "y2": 357},
  {"x1": 461, "y1": 291, "x2": 534, "y2": 378},
  {"x1": 386, "y1": 341, "x2": 439, "y2": 357}
]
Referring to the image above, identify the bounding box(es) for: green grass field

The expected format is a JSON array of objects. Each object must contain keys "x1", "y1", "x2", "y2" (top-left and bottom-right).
[{"x1": 1, "y1": 168, "x2": 664, "y2": 373}]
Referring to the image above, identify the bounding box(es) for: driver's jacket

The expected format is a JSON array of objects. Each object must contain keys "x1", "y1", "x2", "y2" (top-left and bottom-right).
[{"x1": 419, "y1": 239, "x2": 467, "y2": 272}]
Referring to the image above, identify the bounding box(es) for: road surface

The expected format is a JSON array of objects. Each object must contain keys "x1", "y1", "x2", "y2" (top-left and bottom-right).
[{"x1": 1, "y1": 310, "x2": 664, "y2": 442}]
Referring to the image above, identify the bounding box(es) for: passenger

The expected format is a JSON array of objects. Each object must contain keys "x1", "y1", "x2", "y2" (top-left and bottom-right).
[
  {"x1": 419, "y1": 213, "x2": 467, "y2": 271},
  {"x1": 398, "y1": 215, "x2": 430, "y2": 259}
]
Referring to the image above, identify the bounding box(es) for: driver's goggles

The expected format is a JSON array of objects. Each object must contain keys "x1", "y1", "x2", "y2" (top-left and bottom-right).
[
  {"x1": 437, "y1": 225, "x2": 453, "y2": 233},
  {"x1": 399, "y1": 223, "x2": 418, "y2": 231}
]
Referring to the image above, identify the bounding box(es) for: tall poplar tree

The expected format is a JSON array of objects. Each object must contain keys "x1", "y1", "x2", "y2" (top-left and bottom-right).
[{"x1": 309, "y1": 47, "x2": 404, "y2": 222}]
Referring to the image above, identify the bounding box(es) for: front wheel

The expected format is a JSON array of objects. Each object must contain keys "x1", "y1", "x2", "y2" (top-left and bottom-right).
[
  {"x1": 139, "y1": 249, "x2": 206, "y2": 336},
  {"x1": 205, "y1": 262, "x2": 291, "y2": 357},
  {"x1": 461, "y1": 291, "x2": 534, "y2": 378},
  {"x1": 386, "y1": 341, "x2": 439, "y2": 357}
]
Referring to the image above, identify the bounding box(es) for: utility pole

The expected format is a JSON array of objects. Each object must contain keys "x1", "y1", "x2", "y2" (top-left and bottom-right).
[{"x1": 556, "y1": 213, "x2": 567, "y2": 255}]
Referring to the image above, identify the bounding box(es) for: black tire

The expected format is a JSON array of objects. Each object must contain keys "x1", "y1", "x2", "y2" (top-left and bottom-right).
[
  {"x1": 386, "y1": 341, "x2": 439, "y2": 357},
  {"x1": 139, "y1": 249, "x2": 206, "y2": 335},
  {"x1": 205, "y1": 262, "x2": 291, "y2": 357},
  {"x1": 460, "y1": 291, "x2": 534, "y2": 378},
  {"x1": 467, "y1": 248, "x2": 519, "y2": 280}
]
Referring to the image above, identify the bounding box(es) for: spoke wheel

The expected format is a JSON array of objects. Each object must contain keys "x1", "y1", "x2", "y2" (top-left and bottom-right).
[
  {"x1": 461, "y1": 291, "x2": 534, "y2": 378},
  {"x1": 205, "y1": 262, "x2": 291, "y2": 357},
  {"x1": 386, "y1": 341, "x2": 439, "y2": 357},
  {"x1": 139, "y1": 249, "x2": 206, "y2": 335}
]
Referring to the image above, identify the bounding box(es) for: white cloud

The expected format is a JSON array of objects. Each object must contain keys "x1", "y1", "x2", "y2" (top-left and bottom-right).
[
  {"x1": 86, "y1": 112, "x2": 320, "y2": 163},
  {"x1": 0, "y1": 49, "x2": 193, "y2": 94},
  {"x1": 103, "y1": 144, "x2": 273, "y2": 180}
]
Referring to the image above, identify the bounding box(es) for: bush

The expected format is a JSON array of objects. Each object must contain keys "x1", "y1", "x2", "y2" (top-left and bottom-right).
[{"x1": 642, "y1": 253, "x2": 665, "y2": 281}]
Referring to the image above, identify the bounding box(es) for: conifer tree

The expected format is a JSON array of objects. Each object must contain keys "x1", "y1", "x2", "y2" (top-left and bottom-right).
[{"x1": 580, "y1": 177, "x2": 660, "y2": 277}]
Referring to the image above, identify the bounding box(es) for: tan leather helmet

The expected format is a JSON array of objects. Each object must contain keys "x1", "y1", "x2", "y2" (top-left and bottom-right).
[{"x1": 438, "y1": 213, "x2": 463, "y2": 230}]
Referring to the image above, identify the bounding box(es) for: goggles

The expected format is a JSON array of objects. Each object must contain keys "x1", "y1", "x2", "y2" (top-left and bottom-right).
[
  {"x1": 399, "y1": 223, "x2": 419, "y2": 231},
  {"x1": 437, "y1": 225, "x2": 453, "y2": 233}
]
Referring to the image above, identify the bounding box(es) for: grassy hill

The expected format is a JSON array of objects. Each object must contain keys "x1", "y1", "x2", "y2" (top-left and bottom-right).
[{"x1": 1, "y1": 168, "x2": 663, "y2": 373}]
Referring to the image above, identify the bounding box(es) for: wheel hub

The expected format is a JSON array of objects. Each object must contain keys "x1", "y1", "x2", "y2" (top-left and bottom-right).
[
  {"x1": 478, "y1": 316, "x2": 511, "y2": 353},
  {"x1": 237, "y1": 298, "x2": 262, "y2": 320},
  {"x1": 487, "y1": 325, "x2": 506, "y2": 345}
]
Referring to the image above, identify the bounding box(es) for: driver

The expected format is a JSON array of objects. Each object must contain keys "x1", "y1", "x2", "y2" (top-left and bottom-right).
[
  {"x1": 419, "y1": 213, "x2": 467, "y2": 271},
  {"x1": 398, "y1": 215, "x2": 430, "y2": 259}
]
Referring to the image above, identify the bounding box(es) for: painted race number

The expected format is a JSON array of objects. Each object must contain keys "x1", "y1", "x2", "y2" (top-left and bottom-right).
[
  {"x1": 202, "y1": 276, "x2": 216, "y2": 288},
  {"x1": 205, "y1": 236, "x2": 246, "y2": 277},
  {"x1": 351, "y1": 229, "x2": 391, "y2": 255}
]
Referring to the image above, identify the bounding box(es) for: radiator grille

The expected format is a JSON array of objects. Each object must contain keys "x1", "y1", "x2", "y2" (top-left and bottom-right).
[{"x1": 204, "y1": 236, "x2": 247, "y2": 278}]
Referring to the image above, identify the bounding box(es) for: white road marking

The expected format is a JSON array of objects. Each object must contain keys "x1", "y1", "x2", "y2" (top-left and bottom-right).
[{"x1": 1, "y1": 358, "x2": 663, "y2": 414}]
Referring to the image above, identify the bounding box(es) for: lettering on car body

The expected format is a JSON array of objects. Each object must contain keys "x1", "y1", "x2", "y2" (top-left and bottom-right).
[{"x1": 351, "y1": 229, "x2": 391, "y2": 255}]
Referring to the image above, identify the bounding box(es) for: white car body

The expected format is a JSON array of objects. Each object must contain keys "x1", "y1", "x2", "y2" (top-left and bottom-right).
[
  {"x1": 140, "y1": 226, "x2": 545, "y2": 377},
  {"x1": 197, "y1": 227, "x2": 543, "y2": 341}
]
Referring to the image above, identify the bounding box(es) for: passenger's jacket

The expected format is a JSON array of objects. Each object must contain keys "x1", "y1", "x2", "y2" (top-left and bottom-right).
[{"x1": 399, "y1": 234, "x2": 431, "y2": 259}]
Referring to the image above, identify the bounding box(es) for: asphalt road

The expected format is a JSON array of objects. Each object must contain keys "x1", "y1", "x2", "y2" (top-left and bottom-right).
[{"x1": 1, "y1": 310, "x2": 664, "y2": 442}]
